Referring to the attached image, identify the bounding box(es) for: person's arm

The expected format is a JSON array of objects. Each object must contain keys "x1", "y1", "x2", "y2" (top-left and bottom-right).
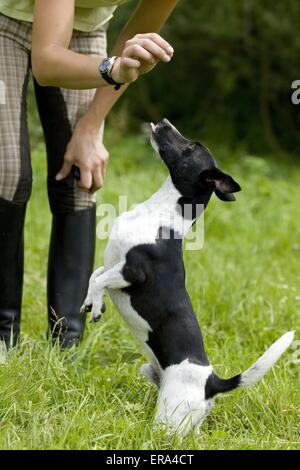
[
  {"x1": 83, "y1": 0, "x2": 179, "y2": 132},
  {"x1": 56, "y1": 0, "x2": 178, "y2": 190},
  {"x1": 32, "y1": 0, "x2": 104, "y2": 88},
  {"x1": 31, "y1": 0, "x2": 173, "y2": 89}
]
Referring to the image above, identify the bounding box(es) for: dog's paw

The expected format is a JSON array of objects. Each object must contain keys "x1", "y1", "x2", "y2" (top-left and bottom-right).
[
  {"x1": 89, "y1": 311, "x2": 101, "y2": 323},
  {"x1": 89, "y1": 300, "x2": 106, "y2": 323},
  {"x1": 80, "y1": 302, "x2": 92, "y2": 314}
]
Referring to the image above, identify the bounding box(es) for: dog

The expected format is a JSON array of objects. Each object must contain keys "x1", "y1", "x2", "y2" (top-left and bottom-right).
[{"x1": 81, "y1": 119, "x2": 294, "y2": 435}]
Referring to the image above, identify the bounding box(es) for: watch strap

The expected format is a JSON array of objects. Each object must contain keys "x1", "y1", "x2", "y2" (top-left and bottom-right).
[{"x1": 99, "y1": 56, "x2": 124, "y2": 90}]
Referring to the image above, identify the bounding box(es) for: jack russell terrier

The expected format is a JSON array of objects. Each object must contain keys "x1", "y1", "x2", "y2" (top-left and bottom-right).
[{"x1": 81, "y1": 119, "x2": 294, "y2": 435}]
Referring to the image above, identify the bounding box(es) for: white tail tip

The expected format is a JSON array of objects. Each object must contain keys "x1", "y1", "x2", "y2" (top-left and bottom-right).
[{"x1": 240, "y1": 331, "x2": 295, "y2": 387}]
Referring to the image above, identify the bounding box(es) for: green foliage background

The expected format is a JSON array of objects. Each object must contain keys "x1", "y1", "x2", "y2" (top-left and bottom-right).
[
  {"x1": 1, "y1": 137, "x2": 299, "y2": 450},
  {"x1": 4, "y1": 0, "x2": 299, "y2": 450},
  {"x1": 108, "y1": 0, "x2": 300, "y2": 154}
]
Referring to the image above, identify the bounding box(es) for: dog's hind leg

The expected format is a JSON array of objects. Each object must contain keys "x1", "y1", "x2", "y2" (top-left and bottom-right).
[{"x1": 140, "y1": 363, "x2": 161, "y2": 387}]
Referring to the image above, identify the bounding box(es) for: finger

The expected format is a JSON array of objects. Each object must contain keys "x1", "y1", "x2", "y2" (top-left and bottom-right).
[
  {"x1": 91, "y1": 167, "x2": 103, "y2": 193},
  {"x1": 124, "y1": 44, "x2": 157, "y2": 64},
  {"x1": 121, "y1": 57, "x2": 141, "y2": 69},
  {"x1": 134, "y1": 39, "x2": 171, "y2": 63},
  {"x1": 101, "y1": 159, "x2": 108, "y2": 179},
  {"x1": 78, "y1": 167, "x2": 93, "y2": 190},
  {"x1": 139, "y1": 38, "x2": 172, "y2": 62},
  {"x1": 135, "y1": 33, "x2": 174, "y2": 56},
  {"x1": 56, "y1": 160, "x2": 72, "y2": 181}
]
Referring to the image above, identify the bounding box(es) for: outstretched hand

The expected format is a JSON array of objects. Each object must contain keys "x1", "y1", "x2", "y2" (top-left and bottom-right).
[
  {"x1": 111, "y1": 33, "x2": 174, "y2": 84},
  {"x1": 55, "y1": 32, "x2": 174, "y2": 191}
]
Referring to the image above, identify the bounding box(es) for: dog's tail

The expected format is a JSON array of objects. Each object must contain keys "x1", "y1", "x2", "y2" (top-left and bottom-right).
[
  {"x1": 239, "y1": 331, "x2": 294, "y2": 386},
  {"x1": 205, "y1": 331, "x2": 294, "y2": 398}
]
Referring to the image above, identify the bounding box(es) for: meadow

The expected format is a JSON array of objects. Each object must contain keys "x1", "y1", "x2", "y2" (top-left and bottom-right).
[{"x1": 0, "y1": 128, "x2": 299, "y2": 450}]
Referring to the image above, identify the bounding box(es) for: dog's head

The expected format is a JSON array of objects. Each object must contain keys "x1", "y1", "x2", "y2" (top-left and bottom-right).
[
  {"x1": 150, "y1": 331, "x2": 294, "y2": 436},
  {"x1": 150, "y1": 118, "x2": 241, "y2": 202}
]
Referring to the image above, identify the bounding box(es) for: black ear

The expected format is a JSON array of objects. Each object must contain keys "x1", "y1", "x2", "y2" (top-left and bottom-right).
[
  {"x1": 205, "y1": 372, "x2": 241, "y2": 399},
  {"x1": 215, "y1": 190, "x2": 236, "y2": 202},
  {"x1": 199, "y1": 168, "x2": 241, "y2": 194}
]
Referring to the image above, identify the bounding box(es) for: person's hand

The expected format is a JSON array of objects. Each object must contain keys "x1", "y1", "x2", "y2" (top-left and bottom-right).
[
  {"x1": 55, "y1": 116, "x2": 108, "y2": 192},
  {"x1": 111, "y1": 33, "x2": 174, "y2": 84}
]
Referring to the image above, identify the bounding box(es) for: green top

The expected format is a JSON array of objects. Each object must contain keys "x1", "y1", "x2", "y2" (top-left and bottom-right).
[{"x1": 0, "y1": 0, "x2": 129, "y2": 32}]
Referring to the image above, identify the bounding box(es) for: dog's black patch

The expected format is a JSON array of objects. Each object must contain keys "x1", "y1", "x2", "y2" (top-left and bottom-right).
[
  {"x1": 205, "y1": 372, "x2": 241, "y2": 398},
  {"x1": 176, "y1": 193, "x2": 212, "y2": 220},
  {"x1": 122, "y1": 226, "x2": 209, "y2": 369}
]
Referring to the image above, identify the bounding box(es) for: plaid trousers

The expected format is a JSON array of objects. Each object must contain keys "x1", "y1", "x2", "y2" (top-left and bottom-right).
[{"x1": 0, "y1": 12, "x2": 106, "y2": 212}]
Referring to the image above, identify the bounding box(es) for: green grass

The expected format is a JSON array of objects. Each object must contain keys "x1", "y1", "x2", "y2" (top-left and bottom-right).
[{"x1": 0, "y1": 129, "x2": 299, "y2": 450}]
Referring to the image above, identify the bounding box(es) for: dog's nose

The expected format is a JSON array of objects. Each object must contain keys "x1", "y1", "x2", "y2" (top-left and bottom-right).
[{"x1": 156, "y1": 118, "x2": 172, "y2": 129}]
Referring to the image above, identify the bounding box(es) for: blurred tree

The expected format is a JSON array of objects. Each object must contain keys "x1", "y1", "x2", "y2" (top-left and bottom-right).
[{"x1": 108, "y1": 0, "x2": 300, "y2": 154}]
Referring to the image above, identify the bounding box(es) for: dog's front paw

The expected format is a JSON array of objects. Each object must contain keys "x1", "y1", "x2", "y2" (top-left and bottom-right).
[
  {"x1": 89, "y1": 300, "x2": 106, "y2": 323},
  {"x1": 80, "y1": 302, "x2": 92, "y2": 314}
]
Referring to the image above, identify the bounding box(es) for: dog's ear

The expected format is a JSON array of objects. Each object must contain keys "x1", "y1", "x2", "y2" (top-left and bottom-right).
[
  {"x1": 199, "y1": 168, "x2": 241, "y2": 196},
  {"x1": 215, "y1": 190, "x2": 236, "y2": 202}
]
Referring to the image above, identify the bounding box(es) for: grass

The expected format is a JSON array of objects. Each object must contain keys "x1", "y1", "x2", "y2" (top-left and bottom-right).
[{"x1": 0, "y1": 127, "x2": 299, "y2": 450}]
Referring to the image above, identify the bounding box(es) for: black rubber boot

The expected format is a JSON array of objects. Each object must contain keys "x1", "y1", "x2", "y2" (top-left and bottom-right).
[
  {"x1": 47, "y1": 207, "x2": 96, "y2": 348},
  {"x1": 0, "y1": 198, "x2": 26, "y2": 348}
]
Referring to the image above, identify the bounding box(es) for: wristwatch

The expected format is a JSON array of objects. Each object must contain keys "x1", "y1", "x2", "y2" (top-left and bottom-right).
[{"x1": 99, "y1": 56, "x2": 124, "y2": 90}]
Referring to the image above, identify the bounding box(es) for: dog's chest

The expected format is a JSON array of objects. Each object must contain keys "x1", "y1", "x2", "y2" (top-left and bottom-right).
[
  {"x1": 107, "y1": 177, "x2": 192, "y2": 254},
  {"x1": 114, "y1": 210, "x2": 161, "y2": 247}
]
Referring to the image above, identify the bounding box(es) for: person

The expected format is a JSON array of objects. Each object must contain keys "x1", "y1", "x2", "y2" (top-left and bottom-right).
[{"x1": 0, "y1": 0, "x2": 177, "y2": 349}]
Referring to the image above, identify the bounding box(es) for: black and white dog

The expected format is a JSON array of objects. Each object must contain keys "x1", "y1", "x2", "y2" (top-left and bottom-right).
[{"x1": 81, "y1": 119, "x2": 294, "y2": 435}]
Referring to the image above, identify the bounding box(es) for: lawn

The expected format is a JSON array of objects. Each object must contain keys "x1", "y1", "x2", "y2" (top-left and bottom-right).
[{"x1": 0, "y1": 127, "x2": 299, "y2": 450}]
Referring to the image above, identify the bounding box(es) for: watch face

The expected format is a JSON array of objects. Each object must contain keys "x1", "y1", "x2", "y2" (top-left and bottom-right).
[{"x1": 100, "y1": 57, "x2": 111, "y2": 74}]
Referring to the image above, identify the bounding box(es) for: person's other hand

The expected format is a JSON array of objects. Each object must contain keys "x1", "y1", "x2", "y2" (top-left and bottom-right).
[
  {"x1": 112, "y1": 33, "x2": 174, "y2": 84},
  {"x1": 55, "y1": 116, "x2": 108, "y2": 192}
]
